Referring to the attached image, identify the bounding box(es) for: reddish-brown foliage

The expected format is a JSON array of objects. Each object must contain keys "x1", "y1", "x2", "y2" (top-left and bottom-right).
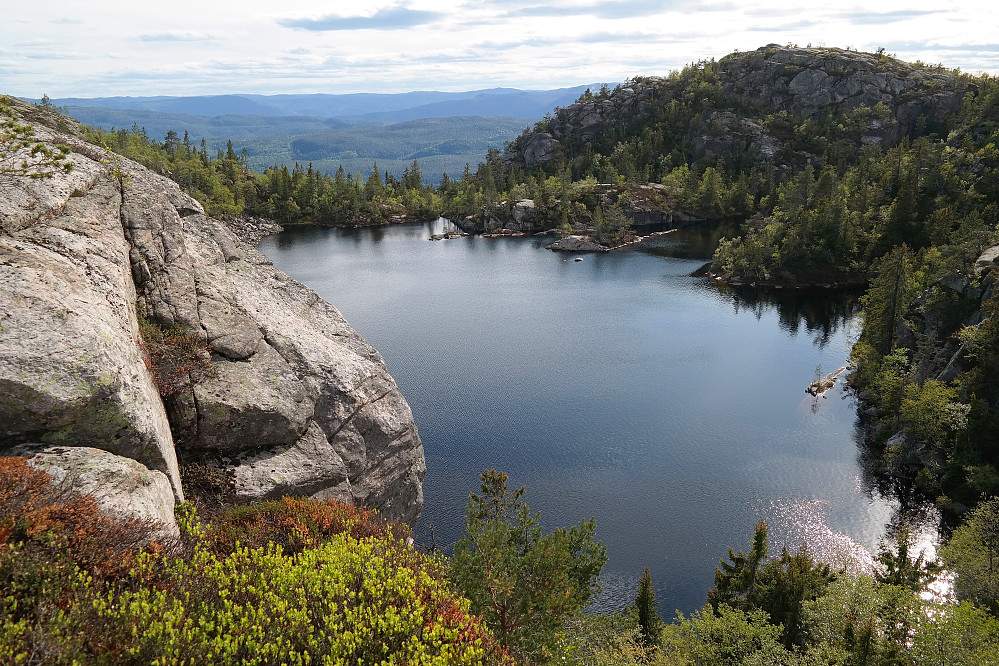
[
  {"x1": 0, "y1": 457, "x2": 170, "y2": 574},
  {"x1": 0, "y1": 457, "x2": 174, "y2": 633},
  {"x1": 200, "y1": 496, "x2": 408, "y2": 556},
  {"x1": 137, "y1": 314, "x2": 214, "y2": 398}
]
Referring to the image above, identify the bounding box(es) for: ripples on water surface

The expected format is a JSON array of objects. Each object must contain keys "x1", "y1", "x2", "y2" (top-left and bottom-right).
[{"x1": 260, "y1": 219, "x2": 912, "y2": 615}]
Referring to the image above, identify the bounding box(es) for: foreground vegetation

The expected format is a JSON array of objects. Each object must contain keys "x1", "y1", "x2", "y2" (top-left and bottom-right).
[
  {"x1": 4, "y1": 459, "x2": 999, "y2": 665},
  {"x1": 0, "y1": 458, "x2": 509, "y2": 665}
]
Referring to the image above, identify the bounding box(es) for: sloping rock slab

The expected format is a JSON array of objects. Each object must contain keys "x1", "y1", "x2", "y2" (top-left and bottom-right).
[
  {"x1": 121, "y1": 163, "x2": 425, "y2": 524},
  {"x1": 0, "y1": 131, "x2": 183, "y2": 503},
  {"x1": 23, "y1": 446, "x2": 180, "y2": 539}
]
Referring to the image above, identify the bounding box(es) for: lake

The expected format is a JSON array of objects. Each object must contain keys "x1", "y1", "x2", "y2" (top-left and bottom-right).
[{"x1": 259, "y1": 218, "x2": 901, "y2": 615}]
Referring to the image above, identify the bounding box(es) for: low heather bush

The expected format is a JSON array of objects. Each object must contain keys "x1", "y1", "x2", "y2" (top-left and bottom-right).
[{"x1": 0, "y1": 458, "x2": 510, "y2": 665}]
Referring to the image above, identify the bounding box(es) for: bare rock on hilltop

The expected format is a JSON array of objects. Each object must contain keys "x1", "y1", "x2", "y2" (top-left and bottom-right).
[{"x1": 504, "y1": 45, "x2": 971, "y2": 169}]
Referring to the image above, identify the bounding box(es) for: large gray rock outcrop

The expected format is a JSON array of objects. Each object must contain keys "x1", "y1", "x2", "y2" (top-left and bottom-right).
[
  {"x1": 728, "y1": 46, "x2": 966, "y2": 130},
  {"x1": 1, "y1": 124, "x2": 184, "y2": 503},
  {"x1": 119, "y1": 164, "x2": 424, "y2": 521},
  {"x1": 545, "y1": 235, "x2": 607, "y2": 252},
  {"x1": 1, "y1": 102, "x2": 425, "y2": 525},
  {"x1": 457, "y1": 183, "x2": 679, "y2": 234}
]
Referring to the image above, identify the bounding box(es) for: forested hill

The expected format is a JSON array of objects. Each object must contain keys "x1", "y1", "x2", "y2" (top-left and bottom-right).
[
  {"x1": 505, "y1": 44, "x2": 970, "y2": 174},
  {"x1": 483, "y1": 44, "x2": 994, "y2": 288}
]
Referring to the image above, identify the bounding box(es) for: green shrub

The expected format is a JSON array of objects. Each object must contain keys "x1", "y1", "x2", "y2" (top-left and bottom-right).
[
  {"x1": 62, "y1": 536, "x2": 500, "y2": 665},
  {"x1": 0, "y1": 459, "x2": 511, "y2": 665}
]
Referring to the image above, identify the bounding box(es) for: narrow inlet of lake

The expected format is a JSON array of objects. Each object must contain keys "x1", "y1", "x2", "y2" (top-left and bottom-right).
[{"x1": 259, "y1": 218, "x2": 903, "y2": 615}]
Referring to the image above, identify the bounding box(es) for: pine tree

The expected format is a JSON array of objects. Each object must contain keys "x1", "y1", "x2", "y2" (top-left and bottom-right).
[
  {"x1": 861, "y1": 244, "x2": 919, "y2": 356},
  {"x1": 450, "y1": 469, "x2": 607, "y2": 663},
  {"x1": 874, "y1": 523, "x2": 941, "y2": 591},
  {"x1": 0, "y1": 99, "x2": 72, "y2": 186},
  {"x1": 708, "y1": 520, "x2": 835, "y2": 648},
  {"x1": 635, "y1": 567, "x2": 661, "y2": 647}
]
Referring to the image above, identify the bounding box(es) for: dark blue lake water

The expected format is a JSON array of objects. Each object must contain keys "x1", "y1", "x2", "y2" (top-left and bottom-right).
[{"x1": 259, "y1": 219, "x2": 897, "y2": 615}]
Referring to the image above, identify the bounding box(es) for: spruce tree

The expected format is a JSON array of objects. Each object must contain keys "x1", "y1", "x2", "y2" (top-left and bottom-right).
[
  {"x1": 860, "y1": 244, "x2": 919, "y2": 356},
  {"x1": 450, "y1": 469, "x2": 607, "y2": 663},
  {"x1": 635, "y1": 566, "x2": 661, "y2": 647}
]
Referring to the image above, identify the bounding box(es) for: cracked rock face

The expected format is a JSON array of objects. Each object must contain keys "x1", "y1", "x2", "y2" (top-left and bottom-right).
[
  {"x1": 1, "y1": 125, "x2": 183, "y2": 503},
  {"x1": 1, "y1": 102, "x2": 425, "y2": 525}
]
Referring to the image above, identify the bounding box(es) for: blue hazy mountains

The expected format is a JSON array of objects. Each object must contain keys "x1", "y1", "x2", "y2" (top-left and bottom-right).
[{"x1": 51, "y1": 86, "x2": 597, "y2": 183}]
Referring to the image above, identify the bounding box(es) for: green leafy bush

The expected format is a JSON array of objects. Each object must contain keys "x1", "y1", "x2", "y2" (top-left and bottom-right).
[
  {"x1": 64, "y1": 535, "x2": 498, "y2": 665},
  {"x1": 0, "y1": 459, "x2": 511, "y2": 665}
]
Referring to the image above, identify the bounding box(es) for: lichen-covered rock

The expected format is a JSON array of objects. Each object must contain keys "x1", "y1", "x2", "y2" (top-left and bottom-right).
[
  {"x1": 192, "y1": 343, "x2": 314, "y2": 451},
  {"x1": 975, "y1": 245, "x2": 999, "y2": 274},
  {"x1": 1, "y1": 123, "x2": 183, "y2": 503},
  {"x1": 230, "y1": 422, "x2": 352, "y2": 503},
  {"x1": 521, "y1": 132, "x2": 561, "y2": 166},
  {"x1": 1, "y1": 100, "x2": 425, "y2": 525},
  {"x1": 479, "y1": 199, "x2": 544, "y2": 233},
  {"x1": 22, "y1": 445, "x2": 180, "y2": 539}
]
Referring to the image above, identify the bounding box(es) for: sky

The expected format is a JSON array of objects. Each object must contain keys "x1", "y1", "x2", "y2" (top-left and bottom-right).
[{"x1": 2, "y1": 0, "x2": 998, "y2": 97}]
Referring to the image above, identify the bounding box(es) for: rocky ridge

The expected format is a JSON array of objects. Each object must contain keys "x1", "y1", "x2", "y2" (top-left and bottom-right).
[
  {"x1": 1, "y1": 99, "x2": 425, "y2": 530},
  {"x1": 505, "y1": 45, "x2": 971, "y2": 171}
]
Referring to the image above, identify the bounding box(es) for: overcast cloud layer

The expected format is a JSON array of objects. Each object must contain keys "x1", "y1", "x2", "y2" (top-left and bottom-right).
[{"x1": 2, "y1": 0, "x2": 997, "y2": 97}]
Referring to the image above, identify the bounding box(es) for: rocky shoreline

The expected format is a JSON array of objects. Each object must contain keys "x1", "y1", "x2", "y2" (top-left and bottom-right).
[{"x1": 545, "y1": 228, "x2": 680, "y2": 253}]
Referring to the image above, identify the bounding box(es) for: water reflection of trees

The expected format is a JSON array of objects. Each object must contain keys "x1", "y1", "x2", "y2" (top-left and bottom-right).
[
  {"x1": 639, "y1": 220, "x2": 862, "y2": 348},
  {"x1": 855, "y1": 419, "x2": 948, "y2": 538},
  {"x1": 638, "y1": 220, "x2": 743, "y2": 260},
  {"x1": 721, "y1": 286, "x2": 862, "y2": 348}
]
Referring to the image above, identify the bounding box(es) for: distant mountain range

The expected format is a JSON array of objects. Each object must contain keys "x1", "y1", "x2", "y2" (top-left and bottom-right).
[
  {"x1": 47, "y1": 86, "x2": 597, "y2": 121},
  {"x1": 39, "y1": 86, "x2": 599, "y2": 183}
]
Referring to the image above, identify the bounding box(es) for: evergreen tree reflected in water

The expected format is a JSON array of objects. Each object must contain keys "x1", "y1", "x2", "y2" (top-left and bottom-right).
[
  {"x1": 640, "y1": 219, "x2": 862, "y2": 348},
  {"x1": 638, "y1": 219, "x2": 743, "y2": 260},
  {"x1": 720, "y1": 286, "x2": 862, "y2": 348}
]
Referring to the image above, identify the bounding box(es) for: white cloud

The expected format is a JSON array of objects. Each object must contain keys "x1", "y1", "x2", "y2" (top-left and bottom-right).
[
  {"x1": 1, "y1": 0, "x2": 996, "y2": 96},
  {"x1": 138, "y1": 31, "x2": 221, "y2": 42}
]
